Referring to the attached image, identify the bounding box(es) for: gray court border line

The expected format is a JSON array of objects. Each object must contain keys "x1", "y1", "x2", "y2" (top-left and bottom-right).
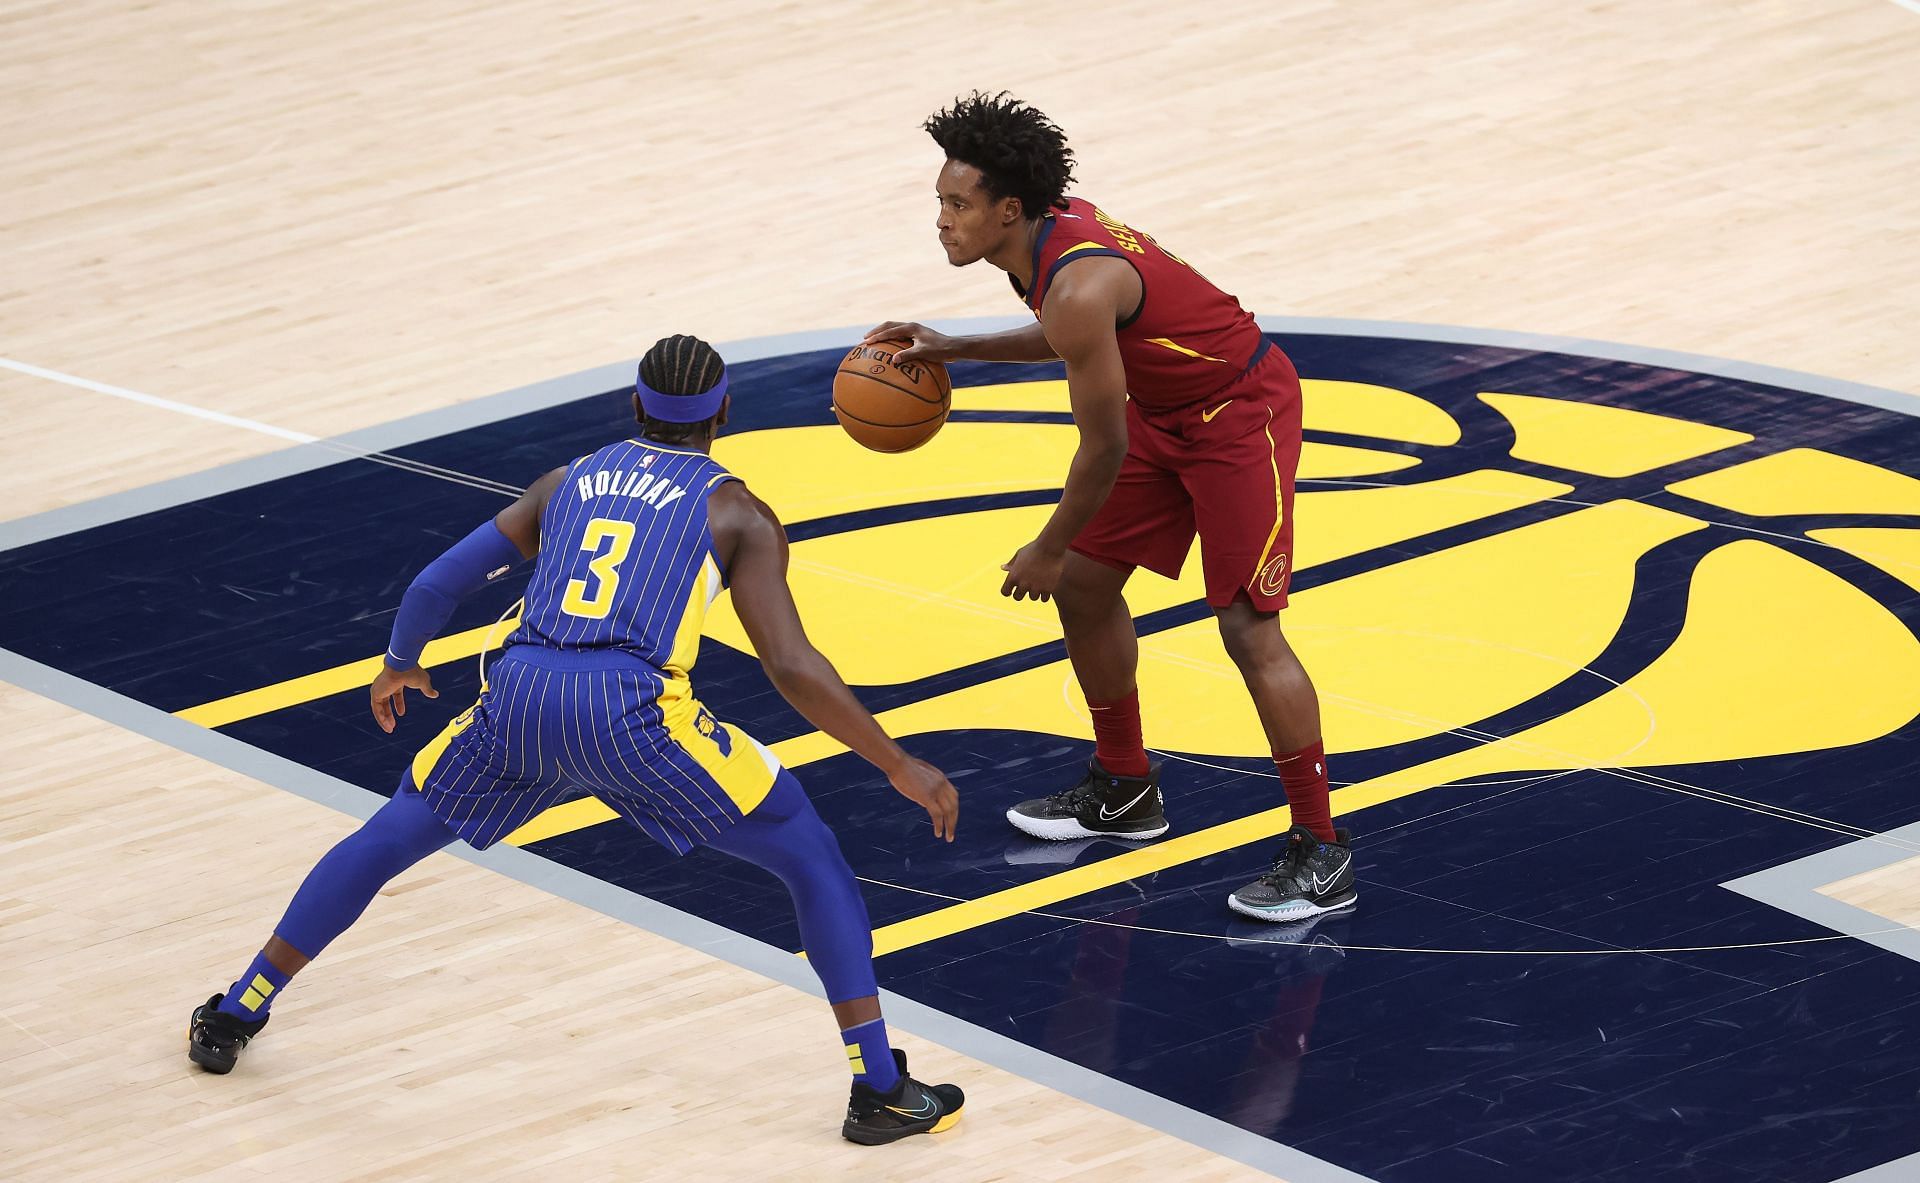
[
  {"x1": 5, "y1": 318, "x2": 1918, "y2": 1181},
  {"x1": 5, "y1": 316, "x2": 1915, "y2": 552},
  {"x1": 0, "y1": 647, "x2": 1371, "y2": 1183},
  {"x1": 1723, "y1": 832, "x2": 1920, "y2": 1183},
  {"x1": 1723, "y1": 826, "x2": 1920, "y2": 966}
]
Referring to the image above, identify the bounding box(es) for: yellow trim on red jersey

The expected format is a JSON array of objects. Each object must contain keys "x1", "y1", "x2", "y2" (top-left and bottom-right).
[
  {"x1": 1145, "y1": 337, "x2": 1230, "y2": 365},
  {"x1": 1254, "y1": 405, "x2": 1287, "y2": 573}
]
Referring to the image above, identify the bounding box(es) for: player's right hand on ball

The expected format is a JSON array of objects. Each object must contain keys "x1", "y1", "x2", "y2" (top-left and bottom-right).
[
  {"x1": 863, "y1": 321, "x2": 959, "y2": 364},
  {"x1": 887, "y1": 757, "x2": 960, "y2": 842}
]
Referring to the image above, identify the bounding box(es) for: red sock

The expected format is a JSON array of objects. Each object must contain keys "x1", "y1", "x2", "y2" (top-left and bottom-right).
[
  {"x1": 1087, "y1": 690, "x2": 1151, "y2": 778},
  {"x1": 1276, "y1": 740, "x2": 1335, "y2": 843}
]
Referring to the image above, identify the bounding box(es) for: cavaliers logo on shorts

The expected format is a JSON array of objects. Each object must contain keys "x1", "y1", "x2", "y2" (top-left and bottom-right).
[{"x1": 1255, "y1": 553, "x2": 1290, "y2": 599}]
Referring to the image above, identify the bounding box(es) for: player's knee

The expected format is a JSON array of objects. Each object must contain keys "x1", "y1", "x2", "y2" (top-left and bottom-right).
[
  {"x1": 788, "y1": 808, "x2": 853, "y2": 875},
  {"x1": 342, "y1": 831, "x2": 424, "y2": 880},
  {"x1": 346, "y1": 790, "x2": 454, "y2": 875},
  {"x1": 1216, "y1": 600, "x2": 1280, "y2": 668},
  {"x1": 1055, "y1": 580, "x2": 1121, "y2": 629},
  {"x1": 1055, "y1": 554, "x2": 1129, "y2": 621}
]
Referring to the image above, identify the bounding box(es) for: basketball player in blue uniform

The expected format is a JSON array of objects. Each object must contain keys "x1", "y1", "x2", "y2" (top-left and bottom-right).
[{"x1": 186, "y1": 335, "x2": 966, "y2": 1145}]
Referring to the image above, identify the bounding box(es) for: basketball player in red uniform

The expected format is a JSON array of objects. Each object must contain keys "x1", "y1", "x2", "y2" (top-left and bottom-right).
[{"x1": 867, "y1": 92, "x2": 1354, "y2": 921}]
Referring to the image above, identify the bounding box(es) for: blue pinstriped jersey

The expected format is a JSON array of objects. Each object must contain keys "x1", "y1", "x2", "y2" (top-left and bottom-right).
[{"x1": 508, "y1": 439, "x2": 736, "y2": 674}]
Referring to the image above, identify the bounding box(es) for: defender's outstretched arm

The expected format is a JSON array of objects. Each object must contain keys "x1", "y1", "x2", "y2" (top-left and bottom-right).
[{"x1": 711, "y1": 482, "x2": 959, "y2": 841}]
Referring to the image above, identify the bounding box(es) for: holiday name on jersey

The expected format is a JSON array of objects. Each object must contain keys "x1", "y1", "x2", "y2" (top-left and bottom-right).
[{"x1": 573, "y1": 467, "x2": 689, "y2": 510}]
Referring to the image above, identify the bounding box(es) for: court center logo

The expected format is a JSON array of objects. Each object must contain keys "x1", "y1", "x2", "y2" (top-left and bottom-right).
[{"x1": 683, "y1": 330, "x2": 1920, "y2": 819}]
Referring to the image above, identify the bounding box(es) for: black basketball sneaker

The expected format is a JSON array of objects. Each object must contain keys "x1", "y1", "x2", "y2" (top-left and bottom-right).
[
  {"x1": 842, "y1": 1050, "x2": 965, "y2": 1145},
  {"x1": 1006, "y1": 758, "x2": 1169, "y2": 841},
  {"x1": 187, "y1": 993, "x2": 269, "y2": 1074},
  {"x1": 1228, "y1": 825, "x2": 1357, "y2": 922}
]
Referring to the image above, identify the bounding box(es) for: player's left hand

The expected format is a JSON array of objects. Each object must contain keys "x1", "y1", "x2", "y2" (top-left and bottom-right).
[
  {"x1": 1001, "y1": 540, "x2": 1066, "y2": 602},
  {"x1": 370, "y1": 664, "x2": 438, "y2": 733}
]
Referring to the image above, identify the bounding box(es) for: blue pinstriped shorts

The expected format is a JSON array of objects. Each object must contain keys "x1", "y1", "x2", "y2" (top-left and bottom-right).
[{"x1": 409, "y1": 646, "x2": 781, "y2": 854}]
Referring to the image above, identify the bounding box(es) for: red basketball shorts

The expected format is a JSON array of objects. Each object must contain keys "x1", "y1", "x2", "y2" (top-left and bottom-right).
[{"x1": 1071, "y1": 354, "x2": 1302, "y2": 611}]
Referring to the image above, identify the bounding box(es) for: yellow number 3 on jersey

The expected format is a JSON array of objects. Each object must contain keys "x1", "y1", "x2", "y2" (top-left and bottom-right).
[{"x1": 561, "y1": 517, "x2": 637, "y2": 619}]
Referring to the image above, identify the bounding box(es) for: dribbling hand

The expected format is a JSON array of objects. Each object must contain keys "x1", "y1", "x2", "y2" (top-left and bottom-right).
[
  {"x1": 370, "y1": 664, "x2": 438, "y2": 733},
  {"x1": 863, "y1": 321, "x2": 960, "y2": 365},
  {"x1": 1000, "y1": 539, "x2": 1067, "y2": 602},
  {"x1": 887, "y1": 757, "x2": 960, "y2": 842}
]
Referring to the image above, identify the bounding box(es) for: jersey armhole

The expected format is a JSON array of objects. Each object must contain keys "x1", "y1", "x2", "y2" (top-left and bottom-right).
[
  {"x1": 704, "y1": 473, "x2": 744, "y2": 586},
  {"x1": 1041, "y1": 249, "x2": 1145, "y2": 328},
  {"x1": 1117, "y1": 278, "x2": 1147, "y2": 331}
]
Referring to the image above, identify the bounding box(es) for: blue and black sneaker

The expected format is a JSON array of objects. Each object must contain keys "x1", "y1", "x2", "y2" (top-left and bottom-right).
[
  {"x1": 1229, "y1": 826, "x2": 1357, "y2": 922},
  {"x1": 187, "y1": 993, "x2": 268, "y2": 1074},
  {"x1": 842, "y1": 1050, "x2": 965, "y2": 1145}
]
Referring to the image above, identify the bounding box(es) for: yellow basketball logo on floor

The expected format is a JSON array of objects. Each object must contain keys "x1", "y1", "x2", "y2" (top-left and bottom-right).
[{"x1": 695, "y1": 377, "x2": 1920, "y2": 796}]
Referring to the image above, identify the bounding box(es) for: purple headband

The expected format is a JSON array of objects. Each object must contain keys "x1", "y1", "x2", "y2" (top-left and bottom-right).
[{"x1": 637, "y1": 366, "x2": 729, "y2": 423}]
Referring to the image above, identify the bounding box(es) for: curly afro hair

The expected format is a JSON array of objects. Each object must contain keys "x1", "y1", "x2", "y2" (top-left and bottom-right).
[{"x1": 924, "y1": 91, "x2": 1075, "y2": 218}]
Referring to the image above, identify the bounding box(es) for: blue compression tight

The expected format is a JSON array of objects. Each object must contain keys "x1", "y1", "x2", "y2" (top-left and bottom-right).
[
  {"x1": 233, "y1": 769, "x2": 874, "y2": 1013},
  {"x1": 272, "y1": 772, "x2": 458, "y2": 959},
  {"x1": 705, "y1": 772, "x2": 880, "y2": 1004}
]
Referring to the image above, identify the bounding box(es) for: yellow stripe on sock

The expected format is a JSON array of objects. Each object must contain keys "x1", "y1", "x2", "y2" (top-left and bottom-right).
[
  {"x1": 238, "y1": 987, "x2": 265, "y2": 1010},
  {"x1": 249, "y1": 973, "x2": 275, "y2": 999}
]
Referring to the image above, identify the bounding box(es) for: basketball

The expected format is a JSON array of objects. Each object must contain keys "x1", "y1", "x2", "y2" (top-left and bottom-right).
[{"x1": 832, "y1": 340, "x2": 951, "y2": 452}]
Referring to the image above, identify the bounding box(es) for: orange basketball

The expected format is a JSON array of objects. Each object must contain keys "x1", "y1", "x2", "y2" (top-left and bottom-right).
[{"x1": 832, "y1": 340, "x2": 952, "y2": 453}]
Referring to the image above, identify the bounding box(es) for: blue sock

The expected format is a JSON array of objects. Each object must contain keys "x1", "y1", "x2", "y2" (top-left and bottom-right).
[
  {"x1": 216, "y1": 951, "x2": 289, "y2": 1021},
  {"x1": 842, "y1": 1018, "x2": 900, "y2": 1092}
]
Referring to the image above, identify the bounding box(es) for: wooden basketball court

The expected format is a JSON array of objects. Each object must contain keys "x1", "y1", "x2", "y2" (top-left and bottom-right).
[{"x1": 5, "y1": 3, "x2": 1919, "y2": 1180}]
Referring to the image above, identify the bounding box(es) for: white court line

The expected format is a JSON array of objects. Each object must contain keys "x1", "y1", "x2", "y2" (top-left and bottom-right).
[
  {"x1": 1, "y1": 355, "x2": 317, "y2": 442},
  {"x1": 1, "y1": 354, "x2": 524, "y2": 497}
]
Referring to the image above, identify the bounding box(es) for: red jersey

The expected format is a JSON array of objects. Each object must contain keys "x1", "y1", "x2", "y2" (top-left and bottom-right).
[{"x1": 1011, "y1": 196, "x2": 1271, "y2": 410}]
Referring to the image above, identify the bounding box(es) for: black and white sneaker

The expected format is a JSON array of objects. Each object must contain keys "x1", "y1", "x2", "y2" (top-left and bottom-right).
[
  {"x1": 186, "y1": 993, "x2": 269, "y2": 1074},
  {"x1": 1006, "y1": 759, "x2": 1169, "y2": 841},
  {"x1": 1228, "y1": 826, "x2": 1357, "y2": 922},
  {"x1": 842, "y1": 1049, "x2": 965, "y2": 1145}
]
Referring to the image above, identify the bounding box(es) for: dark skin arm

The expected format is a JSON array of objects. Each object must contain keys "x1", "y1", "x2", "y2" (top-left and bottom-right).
[
  {"x1": 999, "y1": 257, "x2": 1136, "y2": 601},
  {"x1": 709, "y1": 481, "x2": 959, "y2": 839},
  {"x1": 863, "y1": 319, "x2": 1059, "y2": 364},
  {"x1": 369, "y1": 466, "x2": 566, "y2": 733}
]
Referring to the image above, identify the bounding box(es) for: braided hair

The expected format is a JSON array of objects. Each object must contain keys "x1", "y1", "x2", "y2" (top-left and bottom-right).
[
  {"x1": 924, "y1": 91, "x2": 1076, "y2": 218},
  {"x1": 637, "y1": 334, "x2": 727, "y2": 443}
]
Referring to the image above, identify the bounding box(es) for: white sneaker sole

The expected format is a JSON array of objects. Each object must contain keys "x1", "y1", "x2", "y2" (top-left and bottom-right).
[
  {"x1": 1004, "y1": 809, "x2": 1170, "y2": 842},
  {"x1": 1227, "y1": 893, "x2": 1358, "y2": 923}
]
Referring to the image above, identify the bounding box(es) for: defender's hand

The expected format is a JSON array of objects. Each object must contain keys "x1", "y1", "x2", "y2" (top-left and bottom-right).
[
  {"x1": 371, "y1": 664, "x2": 438, "y2": 733},
  {"x1": 1000, "y1": 540, "x2": 1067, "y2": 603},
  {"x1": 862, "y1": 321, "x2": 961, "y2": 365},
  {"x1": 887, "y1": 757, "x2": 960, "y2": 842}
]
